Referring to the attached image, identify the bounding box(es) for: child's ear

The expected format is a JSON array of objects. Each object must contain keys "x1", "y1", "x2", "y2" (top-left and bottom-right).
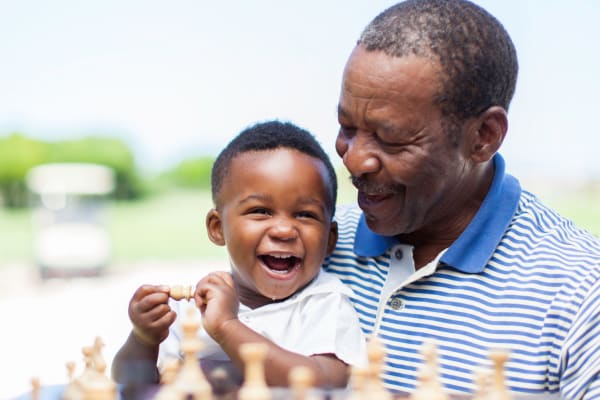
[
  {"x1": 206, "y1": 208, "x2": 225, "y2": 246},
  {"x1": 326, "y1": 221, "x2": 338, "y2": 255}
]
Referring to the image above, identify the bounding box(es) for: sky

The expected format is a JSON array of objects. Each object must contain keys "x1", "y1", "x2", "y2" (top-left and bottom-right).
[{"x1": 1, "y1": 0, "x2": 599, "y2": 181}]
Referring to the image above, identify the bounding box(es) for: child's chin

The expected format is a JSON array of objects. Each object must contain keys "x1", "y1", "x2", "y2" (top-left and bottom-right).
[{"x1": 262, "y1": 289, "x2": 296, "y2": 303}]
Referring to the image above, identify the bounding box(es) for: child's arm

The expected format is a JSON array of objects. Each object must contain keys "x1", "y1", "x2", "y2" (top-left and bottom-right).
[
  {"x1": 194, "y1": 272, "x2": 349, "y2": 388},
  {"x1": 111, "y1": 284, "x2": 176, "y2": 384}
]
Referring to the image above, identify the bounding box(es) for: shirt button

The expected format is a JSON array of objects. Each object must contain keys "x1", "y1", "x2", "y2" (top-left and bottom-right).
[
  {"x1": 389, "y1": 297, "x2": 404, "y2": 310},
  {"x1": 394, "y1": 248, "x2": 403, "y2": 260}
]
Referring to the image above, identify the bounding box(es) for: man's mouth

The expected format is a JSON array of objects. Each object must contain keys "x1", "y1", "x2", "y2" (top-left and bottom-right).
[
  {"x1": 357, "y1": 191, "x2": 393, "y2": 208},
  {"x1": 259, "y1": 254, "x2": 301, "y2": 274}
]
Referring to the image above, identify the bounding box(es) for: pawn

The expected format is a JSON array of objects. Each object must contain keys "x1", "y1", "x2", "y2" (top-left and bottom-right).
[
  {"x1": 410, "y1": 363, "x2": 447, "y2": 400},
  {"x1": 62, "y1": 360, "x2": 80, "y2": 400},
  {"x1": 420, "y1": 340, "x2": 445, "y2": 395},
  {"x1": 488, "y1": 350, "x2": 512, "y2": 400},
  {"x1": 347, "y1": 366, "x2": 369, "y2": 400},
  {"x1": 155, "y1": 358, "x2": 183, "y2": 400},
  {"x1": 209, "y1": 366, "x2": 239, "y2": 400},
  {"x1": 238, "y1": 343, "x2": 270, "y2": 400},
  {"x1": 30, "y1": 377, "x2": 41, "y2": 400},
  {"x1": 170, "y1": 285, "x2": 193, "y2": 301},
  {"x1": 365, "y1": 336, "x2": 392, "y2": 400},
  {"x1": 288, "y1": 366, "x2": 317, "y2": 400},
  {"x1": 472, "y1": 367, "x2": 491, "y2": 400}
]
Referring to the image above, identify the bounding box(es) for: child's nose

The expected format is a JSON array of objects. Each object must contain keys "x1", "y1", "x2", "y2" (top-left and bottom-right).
[{"x1": 268, "y1": 219, "x2": 298, "y2": 241}]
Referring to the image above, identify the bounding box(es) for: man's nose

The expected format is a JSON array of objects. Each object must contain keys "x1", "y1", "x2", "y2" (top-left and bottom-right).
[{"x1": 337, "y1": 132, "x2": 381, "y2": 176}]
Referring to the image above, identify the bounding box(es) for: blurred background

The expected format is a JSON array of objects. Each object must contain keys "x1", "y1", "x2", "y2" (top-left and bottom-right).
[{"x1": 1, "y1": 1, "x2": 599, "y2": 398}]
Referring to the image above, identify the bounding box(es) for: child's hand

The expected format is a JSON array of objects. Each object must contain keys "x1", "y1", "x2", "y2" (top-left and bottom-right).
[
  {"x1": 194, "y1": 271, "x2": 239, "y2": 338},
  {"x1": 128, "y1": 285, "x2": 176, "y2": 347}
]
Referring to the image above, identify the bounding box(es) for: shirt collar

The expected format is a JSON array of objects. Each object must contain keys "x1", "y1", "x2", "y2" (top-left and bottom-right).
[{"x1": 353, "y1": 153, "x2": 521, "y2": 273}]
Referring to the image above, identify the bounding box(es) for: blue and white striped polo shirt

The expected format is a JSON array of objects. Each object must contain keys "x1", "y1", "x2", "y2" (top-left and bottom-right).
[{"x1": 323, "y1": 154, "x2": 600, "y2": 399}]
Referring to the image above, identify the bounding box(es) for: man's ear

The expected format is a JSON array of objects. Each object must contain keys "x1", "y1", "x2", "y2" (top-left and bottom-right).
[
  {"x1": 206, "y1": 208, "x2": 225, "y2": 246},
  {"x1": 468, "y1": 106, "x2": 508, "y2": 163},
  {"x1": 326, "y1": 221, "x2": 339, "y2": 255}
]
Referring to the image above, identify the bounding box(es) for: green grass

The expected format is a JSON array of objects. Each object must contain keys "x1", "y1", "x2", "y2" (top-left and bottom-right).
[
  {"x1": 0, "y1": 189, "x2": 228, "y2": 267},
  {"x1": 0, "y1": 183, "x2": 598, "y2": 268},
  {"x1": 108, "y1": 190, "x2": 227, "y2": 265},
  {"x1": 0, "y1": 206, "x2": 33, "y2": 263}
]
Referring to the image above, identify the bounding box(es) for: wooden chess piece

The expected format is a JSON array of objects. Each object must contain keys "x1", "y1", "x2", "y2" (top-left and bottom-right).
[
  {"x1": 409, "y1": 340, "x2": 447, "y2": 400},
  {"x1": 155, "y1": 358, "x2": 183, "y2": 400},
  {"x1": 170, "y1": 285, "x2": 193, "y2": 301},
  {"x1": 420, "y1": 340, "x2": 446, "y2": 396},
  {"x1": 80, "y1": 337, "x2": 118, "y2": 400},
  {"x1": 488, "y1": 350, "x2": 512, "y2": 400},
  {"x1": 209, "y1": 366, "x2": 239, "y2": 400},
  {"x1": 92, "y1": 337, "x2": 107, "y2": 375},
  {"x1": 347, "y1": 365, "x2": 369, "y2": 400},
  {"x1": 289, "y1": 366, "x2": 316, "y2": 400},
  {"x1": 31, "y1": 377, "x2": 41, "y2": 400},
  {"x1": 238, "y1": 343, "x2": 271, "y2": 400},
  {"x1": 62, "y1": 360, "x2": 80, "y2": 400},
  {"x1": 365, "y1": 336, "x2": 392, "y2": 400},
  {"x1": 172, "y1": 305, "x2": 212, "y2": 399},
  {"x1": 472, "y1": 367, "x2": 491, "y2": 400}
]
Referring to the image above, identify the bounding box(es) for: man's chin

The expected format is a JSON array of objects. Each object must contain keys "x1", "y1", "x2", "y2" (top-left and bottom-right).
[{"x1": 364, "y1": 212, "x2": 390, "y2": 234}]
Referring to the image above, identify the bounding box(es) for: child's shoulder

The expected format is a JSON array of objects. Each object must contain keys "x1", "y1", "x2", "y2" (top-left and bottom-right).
[{"x1": 299, "y1": 270, "x2": 353, "y2": 298}]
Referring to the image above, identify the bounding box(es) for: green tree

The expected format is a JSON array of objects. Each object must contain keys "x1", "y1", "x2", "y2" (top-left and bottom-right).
[{"x1": 0, "y1": 134, "x2": 47, "y2": 207}]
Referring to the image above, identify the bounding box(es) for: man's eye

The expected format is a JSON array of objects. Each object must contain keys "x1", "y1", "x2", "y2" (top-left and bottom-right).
[{"x1": 338, "y1": 126, "x2": 356, "y2": 138}]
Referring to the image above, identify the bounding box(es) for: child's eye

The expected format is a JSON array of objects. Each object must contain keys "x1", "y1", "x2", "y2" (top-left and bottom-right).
[
  {"x1": 248, "y1": 207, "x2": 270, "y2": 215},
  {"x1": 297, "y1": 211, "x2": 318, "y2": 219}
]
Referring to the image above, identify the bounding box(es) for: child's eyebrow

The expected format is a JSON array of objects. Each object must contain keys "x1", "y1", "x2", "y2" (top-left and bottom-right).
[
  {"x1": 238, "y1": 194, "x2": 326, "y2": 208},
  {"x1": 296, "y1": 196, "x2": 325, "y2": 206},
  {"x1": 237, "y1": 193, "x2": 273, "y2": 204}
]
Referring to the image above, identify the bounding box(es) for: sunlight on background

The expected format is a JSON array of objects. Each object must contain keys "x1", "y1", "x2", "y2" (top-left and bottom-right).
[{"x1": 1, "y1": 1, "x2": 599, "y2": 398}]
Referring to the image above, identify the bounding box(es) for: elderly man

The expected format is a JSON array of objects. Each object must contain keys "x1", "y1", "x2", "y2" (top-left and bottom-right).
[{"x1": 324, "y1": 0, "x2": 600, "y2": 399}]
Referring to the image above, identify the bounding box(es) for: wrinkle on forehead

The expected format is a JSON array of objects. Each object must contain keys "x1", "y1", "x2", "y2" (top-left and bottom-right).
[
  {"x1": 343, "y1": 46, "x2": 440, "y2": 95},
  {"x1": 338, "y1": 48, "x2": 441, "y2": 126}
]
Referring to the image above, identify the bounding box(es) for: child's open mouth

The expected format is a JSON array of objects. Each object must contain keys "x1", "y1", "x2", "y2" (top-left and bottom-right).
[{"x1": 259, "y1": 255, "x2": 301, "y2": 275}]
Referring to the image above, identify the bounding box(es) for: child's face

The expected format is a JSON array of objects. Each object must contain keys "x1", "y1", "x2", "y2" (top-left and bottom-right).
[{"x1": 206, "y1": 148, "x2": 337, "y2": 308}]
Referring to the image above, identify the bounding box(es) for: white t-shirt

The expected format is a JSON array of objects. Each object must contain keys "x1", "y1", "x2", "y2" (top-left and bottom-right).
[{"x1": 159, "y1": 270, "x2": 368, "y2": 368}]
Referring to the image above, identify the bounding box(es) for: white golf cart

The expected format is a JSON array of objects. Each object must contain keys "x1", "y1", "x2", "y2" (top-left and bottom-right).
[{"x1": 26, "y1": 163, "x2": 115, "y2": 278}]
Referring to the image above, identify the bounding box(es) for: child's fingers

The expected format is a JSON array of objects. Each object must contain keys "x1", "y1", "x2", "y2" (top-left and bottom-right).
[{"x1": 211, "y1": 271, "x2": 235, "y2": 288}]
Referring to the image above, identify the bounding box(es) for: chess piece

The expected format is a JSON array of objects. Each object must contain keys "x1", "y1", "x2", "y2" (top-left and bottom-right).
[
  {"x1": 420, "y1": 340, "x2": 445, "y2": 395},
  {"x1": 170, "y1": 285, "x2": 193, "y2": 301},
  {"x1": 172, "y1": 305, "x2": 212, "y2": 399},
  {"x1": 365, "y1": 336, "x2": 392, "y2": 400},
  {"x1": 410, "y1": 340, "x2": 447, "y2": 400},
  {"x1": 238, "y1": 343, "x2": 271, "y2": 400},
  {"x1": 92, "y1": 337, "x2": 108, "y2": 375},
  {"x1": 31, "y1": 377, "x2": 41, "y2": 400},
  {"x1": 80, "y1": 337, "x2": 118, "y2": 400},
  {"x1": 488, "y1": 350, "x2": 512, "y2": 400},
  {"x1": 62, "y1": 360, "x2": 80, "y2": 400},
  {"x1": 155, "y1": 358, "x2": 183, "y2": 400},
  {"x1": 347, "y1": 366, "x2": 369, "y2": 400},
  {"x1": 472, "y1": 367, "x2": 491, "y2": 400},
  {"x1": 289, "y1": 366, "x2": 316, "y2": 400},
  {"x1": 209, "y1": 365, "x2": 241, "y2": 400}
]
